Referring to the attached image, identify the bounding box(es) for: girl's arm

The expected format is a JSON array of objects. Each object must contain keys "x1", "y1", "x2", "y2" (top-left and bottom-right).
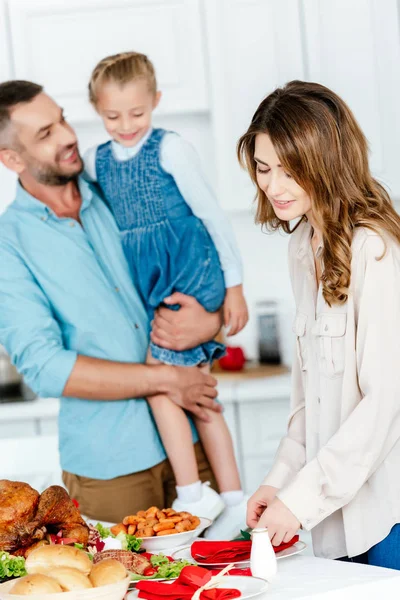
[
  {"x1": 277, "y1": 233, "x2": 400, "y2": 531},
  {"x1": 161, "y1": 133, "x2": 243, "y2": 289}
]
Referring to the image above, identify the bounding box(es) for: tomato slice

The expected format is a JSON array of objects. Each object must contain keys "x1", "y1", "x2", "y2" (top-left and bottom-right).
[
  {"x1": 143, "y1": 567, "x2": 157, "y2": 577},
  {"x1": 58, "y1": 538, "x2": 78, "y2": 545}
]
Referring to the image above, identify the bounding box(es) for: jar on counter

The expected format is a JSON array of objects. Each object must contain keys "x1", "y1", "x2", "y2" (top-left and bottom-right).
[{"x1": 256, "y1": 300, "x2": 281, "y2": 365}]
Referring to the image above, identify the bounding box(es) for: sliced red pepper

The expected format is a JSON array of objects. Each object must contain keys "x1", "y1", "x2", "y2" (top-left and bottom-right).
[
  {"x1": 143, "y1": 567, "x2": 157, "y2": 577},
  {"x1": 141, "y1": 552, "x2": 153, "y2": 560},
  {"x1": 58, "y1": 538, "x2": 78, "y2": 545}
]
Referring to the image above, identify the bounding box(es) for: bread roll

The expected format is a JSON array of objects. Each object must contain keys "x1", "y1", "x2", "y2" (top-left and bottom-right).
[
  {"x1": 89, "y1": 558, "x2": 127, "y2": 587},
  {"x1": 26, "y1": 544, "x2": 92, "y2": 576},
  {"x1": 48, "y1": 566, "x2": 93, "y2": 591},
  {"x1": 10, "y1": 573, "x2": 63, "y2": 595}
]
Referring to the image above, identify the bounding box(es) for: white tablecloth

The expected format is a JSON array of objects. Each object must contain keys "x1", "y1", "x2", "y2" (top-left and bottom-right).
[{"x1": 265, "y1": 554, "x2": 400, "y2": 599}]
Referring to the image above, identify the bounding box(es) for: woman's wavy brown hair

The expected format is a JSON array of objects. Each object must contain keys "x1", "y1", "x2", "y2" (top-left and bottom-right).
[{"x1": 237, "y1": 80, "x2": 400, "y2": 305}]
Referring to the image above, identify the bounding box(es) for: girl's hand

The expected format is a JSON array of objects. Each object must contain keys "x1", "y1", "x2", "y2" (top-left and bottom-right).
[
  {"x1": 256, "y1": 497, "x2": 301, "y2": 547},
  {"x1": 247, "y1": 485, "x2": 279, "y2": 529},
  {"x1": 223, "y1": 285, "x2": 249, "y2": 336}
]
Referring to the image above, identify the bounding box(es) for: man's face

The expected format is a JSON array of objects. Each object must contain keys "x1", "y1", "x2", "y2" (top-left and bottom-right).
[{"x1": 10, "y1": 93, "x2": 83, "y2": 185}]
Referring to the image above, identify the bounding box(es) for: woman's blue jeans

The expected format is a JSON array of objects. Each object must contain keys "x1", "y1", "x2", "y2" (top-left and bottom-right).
[{"x1": 338, "y1": 524, "x2": 400, "y2": 569}]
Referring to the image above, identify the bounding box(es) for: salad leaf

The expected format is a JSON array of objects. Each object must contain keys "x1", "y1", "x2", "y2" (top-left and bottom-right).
[
  {"x1": 0, "y1": 551, "x2": 27, "y2": 580},
  {"x1": 130, "y1": 558, "x2": 193, "y2": 581},
  {"x1": 157, "y1": 559, "x2": 192, "y2": 579},
  {"x1": 150, "y1": 554, "x2": 169, "y2": 567},
  {"x1": 115, "y1": 531, "x2": 142, "y2": 552},
  {"x1": 95, "y1": 523, "x2": 113, "y2": 539},
  {"x1": 74, "y1": 543, "x2": 84, "y2": 550}
]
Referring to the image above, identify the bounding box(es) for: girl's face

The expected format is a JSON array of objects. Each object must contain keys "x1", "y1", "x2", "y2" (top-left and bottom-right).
[
  {"x1": 95, "y1": 79, "x2": 161, "y2": 148},
  {"x1": 254, "y1": 133, "x2": 312, "y2": 221}
]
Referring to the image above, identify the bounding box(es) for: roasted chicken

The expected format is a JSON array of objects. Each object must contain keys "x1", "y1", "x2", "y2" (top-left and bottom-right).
[{"x1": 0, "y1": 480, "x2": 89, "y2": 556}]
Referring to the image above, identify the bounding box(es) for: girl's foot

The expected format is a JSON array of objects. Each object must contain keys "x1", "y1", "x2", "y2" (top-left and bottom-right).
[{"x1": 172, "y1": 482, "x2": 224, "y2": 521}]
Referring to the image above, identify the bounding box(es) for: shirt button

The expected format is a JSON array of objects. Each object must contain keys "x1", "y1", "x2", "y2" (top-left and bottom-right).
[
  {"x1": 134, "y1": 323, "x2": 139, "y2": 329},
  {"x1": 317, "y1": 397, "x2": 321, "y2": 404},
  {"x1": 69, "y1": 221, "x2": 75, "y2": 227},
  {"x1": 41, "y1": 216, "x2": 46, "y2": 222},
  {"x1": 115, "y1": 287, "x2": 120, "y2": 293},
  {"x1": 324, "y1": 324, "x2": 329, "y2": 331}
]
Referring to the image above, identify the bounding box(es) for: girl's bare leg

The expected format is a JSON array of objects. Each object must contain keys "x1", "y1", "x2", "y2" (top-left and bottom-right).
[
  {"x1": 195, "y1": 364, "x2": 242, "y2": 492},
  {"x1": 146, "y1": 349, "x2": 200, "y2": 486}
]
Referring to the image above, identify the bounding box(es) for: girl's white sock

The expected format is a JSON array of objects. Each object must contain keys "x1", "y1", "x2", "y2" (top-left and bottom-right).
[
  {"x1": 220, "y1": 490, "x2": 245, "y2": 506},
  {"x1": 176, "y1": 480, "x2": 202, "y2": 503}
]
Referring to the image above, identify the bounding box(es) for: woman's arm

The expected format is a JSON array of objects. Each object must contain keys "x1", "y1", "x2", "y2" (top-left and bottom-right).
[{"x1": 275, "y1": 234, "x2": 400, "y2": 531}]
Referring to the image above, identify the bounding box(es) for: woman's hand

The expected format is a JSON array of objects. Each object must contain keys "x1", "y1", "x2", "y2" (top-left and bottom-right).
[
  {"x1": 257, "y1": 497, "x2": 301, "y2": 546},
  {"x1": 150, "y1": 292, "x2": 222, "y2": 351},
  {"x1": 223, "y1": 285, "x2": 249, "y2": 336},
  {"x1": 247, "y1": 485, "x2": 279, "y2": 529}
]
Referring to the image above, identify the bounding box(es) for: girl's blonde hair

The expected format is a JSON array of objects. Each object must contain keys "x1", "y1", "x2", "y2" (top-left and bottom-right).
[
  {"x1": 237, "y1": 80, "x2": 400, "y2": 306},
  {"x1": 89, "y1": 51, "x2": 157, "y2": 104}
]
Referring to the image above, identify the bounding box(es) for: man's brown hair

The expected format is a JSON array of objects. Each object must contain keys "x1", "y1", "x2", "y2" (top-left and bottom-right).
[{"x1": 0, "y1": 80, "x2": 43, "y2": 147}]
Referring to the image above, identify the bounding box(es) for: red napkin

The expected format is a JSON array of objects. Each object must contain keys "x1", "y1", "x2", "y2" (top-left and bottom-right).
[
  {"x1": 136, "y1": 566, "x2": 241, "y2": 600},
  {"x1": 191, "y1": 535, "x2": 299, "y2": 564}
]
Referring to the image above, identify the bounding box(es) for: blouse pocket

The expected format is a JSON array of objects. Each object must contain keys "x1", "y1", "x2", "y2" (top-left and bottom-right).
[
  {"x1": 293, "y1": 312, "x2": 308, "y2": 371},
  {"x1": 313, "y1": 314, "x2": 347, "y2": 379}
]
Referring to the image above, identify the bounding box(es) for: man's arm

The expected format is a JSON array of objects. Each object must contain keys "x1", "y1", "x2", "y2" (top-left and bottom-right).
[
  {"x1": 63, "y1": 355, "x2": 220, "y2": 422},
  {"x1": 0, "y1": 243, "x2": 220, "y2": 421},
  {"x1": 151, "y1": 292, "x2": 223, "y2": 351}
]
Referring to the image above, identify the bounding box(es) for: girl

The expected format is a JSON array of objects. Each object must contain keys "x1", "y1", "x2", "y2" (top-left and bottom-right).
[
  {"x1": 241, "y1": 80, "x2": 400, "y2": 568},
  {"x1": 84, "y1": 52, "x2": 248, "y2": 537}
]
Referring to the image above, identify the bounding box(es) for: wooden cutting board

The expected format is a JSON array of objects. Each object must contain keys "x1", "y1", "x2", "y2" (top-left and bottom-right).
[{"x1": 212, "y1": 361, "x2": 289, "y2": 380}]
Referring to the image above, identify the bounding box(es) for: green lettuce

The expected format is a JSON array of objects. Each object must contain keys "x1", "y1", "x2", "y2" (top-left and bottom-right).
[
  {"x1": 115, "y1": 531, "x2": 142, "y2": 552},
  {"x1": 95, "y1": 523, "x2": 113, "y2": 539},
  {"x1": 0, "y1": 551, "x2": 27, "y2": 581}
]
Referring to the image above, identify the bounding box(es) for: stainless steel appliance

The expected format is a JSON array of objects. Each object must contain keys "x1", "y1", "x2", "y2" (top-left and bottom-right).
[{"x1": 0, "y1": 344, "x2": 23, "y2": 399}]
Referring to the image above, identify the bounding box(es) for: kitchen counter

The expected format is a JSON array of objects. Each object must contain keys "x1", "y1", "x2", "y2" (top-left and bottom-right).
[{"x1": 0, "y1": 365, "x2": 292, "y2": 421}]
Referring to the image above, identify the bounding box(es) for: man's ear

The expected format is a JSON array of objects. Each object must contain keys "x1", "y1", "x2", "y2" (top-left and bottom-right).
[{"x1": 0, "y1": 148, "x2": 25, "y2": 174}]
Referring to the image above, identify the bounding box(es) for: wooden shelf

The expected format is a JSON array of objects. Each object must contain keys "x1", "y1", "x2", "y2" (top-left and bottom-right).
[{"x1": 212, "y1": 362, "x2": 289, "y2": 380}]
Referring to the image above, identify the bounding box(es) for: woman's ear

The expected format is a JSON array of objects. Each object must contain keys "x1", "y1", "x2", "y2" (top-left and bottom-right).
[{"x1": 0, "y1": 148, "x2": 26, "y2": 174}]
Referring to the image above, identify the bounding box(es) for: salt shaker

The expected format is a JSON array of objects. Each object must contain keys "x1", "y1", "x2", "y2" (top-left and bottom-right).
[{"x1": 250, "y1": 527, "x2": 277, "y2": 581}]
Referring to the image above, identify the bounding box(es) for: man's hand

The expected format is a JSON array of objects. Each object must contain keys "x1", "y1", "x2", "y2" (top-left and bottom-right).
[
  {"x1": 256, "y1": 497, "x2": 301, "y2": 546},
  {"x1": 150, "y1": 292, "x2": 222, "y2": 351},
  {"x1": 247, "y1": 485, "x2": 279, "y2": 529},
  {"x1": 159, "y1": 364, "x2": 222, "y2": 422}
]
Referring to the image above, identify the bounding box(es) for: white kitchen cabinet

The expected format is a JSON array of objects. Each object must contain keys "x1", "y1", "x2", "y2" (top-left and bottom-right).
[
  {"x1": 0, "y1": 0, "x2": 11, "y2": 81},
  {"x1": 302, "y1": 0, "x2": 400, "y2": 200},
  {"x1": 203, "y1": 0, "x2": 305, "y2": 211},
  {"x1": 237, "y1": 398, "x2": 289, "y2": 493},
  {"x1": 7, "y1": 0, "x2": 208, "y2": 123},
  {"x1": 0, "y1": 0, "x2": 17, "y2": 215}
]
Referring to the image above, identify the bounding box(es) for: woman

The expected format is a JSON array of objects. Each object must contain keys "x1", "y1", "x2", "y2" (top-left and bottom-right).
[{"x1": 238, "y1": 80, "x2": 400, "y2": 568}]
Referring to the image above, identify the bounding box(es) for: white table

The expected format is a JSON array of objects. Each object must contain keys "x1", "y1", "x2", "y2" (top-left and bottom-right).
[{"x1": 265, "y1": 554, "x2": 400, "y2": 598}]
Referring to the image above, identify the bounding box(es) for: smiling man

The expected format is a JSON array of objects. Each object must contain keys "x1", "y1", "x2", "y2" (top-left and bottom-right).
[{"x1": 0, "y1": 80, "x2": 222, "y2": 520}]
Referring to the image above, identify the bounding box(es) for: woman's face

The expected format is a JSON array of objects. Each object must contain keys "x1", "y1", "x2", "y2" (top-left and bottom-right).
[{"x1": 254, "y1": 133, "x2": 312, "y2": 221}]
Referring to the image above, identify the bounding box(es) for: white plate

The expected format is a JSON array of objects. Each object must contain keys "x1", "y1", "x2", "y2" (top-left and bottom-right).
[
  {"x1": 171, "y1": 540, "x2": 307, "y2": 567},
  {"x1": 127, "y1": 575, "x2": 268, "y2": 600},
  {"x1": 86, "y1": 517, "x2": 212, "y2": 552}
]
